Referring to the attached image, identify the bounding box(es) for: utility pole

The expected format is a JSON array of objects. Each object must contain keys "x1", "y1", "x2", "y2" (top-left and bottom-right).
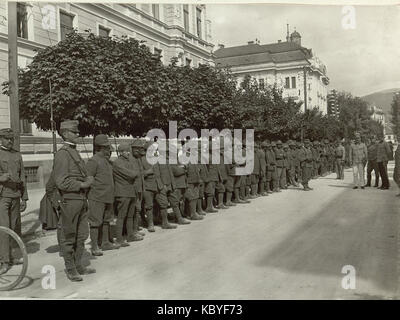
[{"x1": 8, "y1": 2, "x2": 20, "y2": 150}]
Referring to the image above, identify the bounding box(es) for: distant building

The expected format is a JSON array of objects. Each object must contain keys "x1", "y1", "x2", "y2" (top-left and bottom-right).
[
  {"x1": 384, "y1": 124, "x2": 396, "y2": 144},
  {"x1": 368, "y1": 105, "x2": 385, "y2": 125},
  {"x1": 214, "y1": 26, "x2": 329, "y2": 114},
  {"x1": 327, "y1": 89, "x2": 340, "y2": 118}
]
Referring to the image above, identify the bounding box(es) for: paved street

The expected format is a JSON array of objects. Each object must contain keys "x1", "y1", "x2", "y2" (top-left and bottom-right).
[{"x1": 1, "y1": 164, "x2": 399, "y2": 299}]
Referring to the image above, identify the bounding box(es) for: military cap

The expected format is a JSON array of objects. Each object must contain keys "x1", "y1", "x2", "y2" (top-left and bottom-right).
[
  {"x1": 276, "y1": 140, "x2": 282, "y2": 145},
  {"x1": 118, "y1": 143, "x2": 131, "y2": 152},
  {"x1": 313, "y1": 141, "x2": 319, "y2": 145},
  {"x1": 304, "y1": 139, "x2": 310, "y2": 143},
  {"x1": 60, "y1": 120, "x2": 79, "y2": 132},
  {"x1": 94, "y1": 134, "x2": 111, "y2": 147},
  {"x1": 0, "y1": 128, "x2": 14, "y2": 138},
  {"x1": 261, "y1": 141, "x2": 268, "y2": 148},
  {"x1": 283, "y1": 143, "x2": 288, "y2": 149},
  {"x1": 324, "y1": 139, "x2": 329, "y2": 144},
  {"x1": 270, "y1": 142, "x2": 276, "y2": 147},
  {"x1": 131, "y1": 139, "x2": 146, "y2": 149},
  {"x1": 290, "y1": 140, "x2": 297, "y2": 146}
]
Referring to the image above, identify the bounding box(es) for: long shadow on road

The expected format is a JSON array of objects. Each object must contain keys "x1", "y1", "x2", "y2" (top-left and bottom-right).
[{"x1": 255, "y1": 177, "x2": 399, "y2": 296}]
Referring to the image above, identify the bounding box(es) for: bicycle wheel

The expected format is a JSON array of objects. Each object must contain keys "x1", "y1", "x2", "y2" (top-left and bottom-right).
[{"x1": 0, "y1": 226, "x2": 28, "y2": 291}]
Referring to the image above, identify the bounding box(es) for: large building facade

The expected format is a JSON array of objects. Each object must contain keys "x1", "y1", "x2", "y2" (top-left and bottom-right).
[
  {"x1": 214, "y1": 29, "x2": 329, "y2": 114},
  {"x1": 0, "y1": 2, "x2": 214, "y2": 135}
]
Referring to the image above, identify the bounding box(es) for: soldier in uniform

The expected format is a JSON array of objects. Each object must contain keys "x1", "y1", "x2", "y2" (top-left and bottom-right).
[
  {"x1": 153, "y1": 142, "x2": 185, "y2": 227},
  {"x1": 266, "y1": 141, "x2": 279, "y2": 192},
  {"x1": 298, "y1": 139, "x2": 314, "y2": 191},
  {"x1": 86, "y1": 134, "x2": 120, "y2": 255},
  {"x1": 258, "y1": 141, "x2": 268, "y2": 196},
  {"x1": 335, "y1": 139, "x2": 346, "y2": 180},
  {"x1": 250, "y1": 143, "x2": 261, "y2": 196},
  {"x1": 129, "y1": 140, "x2": 147, "y2": 240},
  {"x1": 141, "y1": 140, "x2": 162, "y2": 232},
  {"x1": 112, "y1": 143, "x2": 139, "y2": 246},
  {"x1": 282, "y1": 143, "x2": 289, "y2": 189},
  {"x1": 365, "y1": 136, "x2": 379, "y2": 187},
  {"x1": 52, "y1": 120, "x2": 95, "y2": 281},
  {"x1": 171, "y1": 151, "x2": 192, "y2": 223},
  {"x1": 215, "y1": 142, "x2": 229, "y2": 209},
  {"x1": 197, "y1": 141, "x2": 209, "y2": 214},
  {"x1": 205, "y1": 143, "x2": 220, "y2": 212},
  {"x1": 274, "y1": 140, "x2": 285, "y2": 190},
  {"x1": 288, "y1": 141, "x2": 299, "y2": 187},
  {"x1": 312, "y1": 141, "x2": 320, "y2": 178},
  {"x1": 0, "y1": 128, "x2": 28, "y2": 275}
]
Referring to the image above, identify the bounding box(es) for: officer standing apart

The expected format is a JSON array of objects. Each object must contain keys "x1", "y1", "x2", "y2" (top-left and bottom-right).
[
  {"x1": 86, "y1": 134, "x2": 120, "y2": 255},
  {"x1": 0, "y1": 128, "x2": 28, "y2": 275},
  {"x1": 349, "y1": 132, "x2": 368, "y2": 189},
  {"x1": 335, "y1": 139, "x2": 346, "y2": 180},
  {"x1": 53, "y1": 120, "x2": 95, "y2": 281},
  {"x1": 299, "y1": 139, "x2": 314, "y2": 191}
]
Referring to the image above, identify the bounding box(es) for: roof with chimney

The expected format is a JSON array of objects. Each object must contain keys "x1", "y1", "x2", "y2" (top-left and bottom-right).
[{"x1": 214, "y1": 41, "x2": 313, "y2": 68}]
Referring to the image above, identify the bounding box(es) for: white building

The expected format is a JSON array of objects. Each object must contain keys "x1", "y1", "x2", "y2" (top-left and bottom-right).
[
  {"x1": 214, "y1": 29, "x2": 329, "y2": 114},
  {"x1": 0, "y1": 2, "x2": 214, "y2": 136}
]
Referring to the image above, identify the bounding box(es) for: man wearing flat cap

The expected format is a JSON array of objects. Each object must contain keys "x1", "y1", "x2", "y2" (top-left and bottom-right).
[
  {"x1": 53, "y1": 120, "x2": 95, "y2": 281},
  {"x1": 86, "y1": 134, "x2": 120, "y2": 254},
  {"x1": 112, "y1": 143, "x2": 140, "y2": 246},
  {"x1": 298, "y1": 139, "x2": 314, "y2": 191},
  {"x1": 0, "y1": 128, "x2": 28, "y2": 275}
]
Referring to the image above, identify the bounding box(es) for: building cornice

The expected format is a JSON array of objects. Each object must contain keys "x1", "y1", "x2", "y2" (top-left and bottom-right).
[{"x1": 83, "y1": 3, "x2": 214, "y2": 58}]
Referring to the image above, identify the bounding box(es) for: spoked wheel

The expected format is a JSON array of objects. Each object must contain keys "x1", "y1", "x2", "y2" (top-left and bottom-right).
[{"x1": 0, "y1": 226, "x2": 28, "y2": 291}]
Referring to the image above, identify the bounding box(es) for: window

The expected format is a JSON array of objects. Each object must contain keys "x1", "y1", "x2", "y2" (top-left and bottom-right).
[
  {"x1": 17, "y1": 3, "x2": 28, "y2": 39},
  {"x1": 60, "y1": 11, "x2": 74, "y2": 41},
  {"x1": 99, "y1": 25, "x2": 110, "y2": 38},
  {"x1": 291, "y1": 76, "x2": 296, "y2": 88},
  {"x1": 185, "y1": 58, "x2": 192, "y2": 67},
  {"x1": 285, "y1": 77, "x2": 290, "y2": 89},
  {"x1": 259, "y1": 78, "x2": 265, "y2": 89},
  {"x1": 183, "y1": 4, "x2": 189, "y2": 32},
  {"x1": 25, "y1": 167, "x2": 39, "y2": 183},
  {"x1": 154, "y1": 48, "x2": 162, "y2": 59},
  {"x1": 196, "y1": 7, "x2": 202, "y2": 38},
  {"x1": 152, "y1": 4, "x2": 160, "y2": 20}
]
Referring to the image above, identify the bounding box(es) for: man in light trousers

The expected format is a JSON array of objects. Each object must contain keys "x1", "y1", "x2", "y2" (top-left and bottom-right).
[{"x1": 349, "y1": 133, "x2": 368, "y2": 189}]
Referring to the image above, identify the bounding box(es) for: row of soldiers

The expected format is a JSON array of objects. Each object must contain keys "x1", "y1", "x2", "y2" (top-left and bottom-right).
[{"x1": 0, "y1": 121, "x2": 343, "y2": 280}]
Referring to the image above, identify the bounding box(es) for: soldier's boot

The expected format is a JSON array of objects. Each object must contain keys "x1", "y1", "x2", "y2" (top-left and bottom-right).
[
  {"x1": 56, "y1": 226, "x2": 65, "y2": 257},
  {"x1": 259, "y1": 182, "x2": 267, "y2": 196},
  {"x1": 161, "y1": 209, "x2": 177, "y2": 229},
  {"x1": 189, "y1": 200, "x2": 204, "y2": 220},
  {"x1": 76, "y1": 266, "x2": 96, "y2": 275},
  {"x1": 89, "y1": 227, "x2": 103, "y2": 256},
  {"x1": 115, "y1": 214, "x2": 128, "y2": 246},
  {"x1": 132, "y1": 213, "x2": 145, "y2": 238},
  {"x1": 101, "y1": 224, "x2": 121, "y2": 251},
  {"x1": 233, "y1": 189, "x2": 246, "y2": 204},
  {"x1": 65, "y1": 268, "x2": 83, "y2": 282},
  {"x1": 225, "y1": 192, "x2": 236, "y2": 206},
  {"x1": 174, "y1": 206, "x2": 191, "y2": 224},
  {"x1": 205, "y1": 196, "x2": 218, "y2": 213},
  {"x1": 146, "y1": 209, "x2": 156, "y2": 232},
  {"x1": 250, "y1": 184, "x2": 258, "y2": 198},
  {"x1": 266, "y1": 182, "x2": 273, "y2": 194},
  {"x1": 215, "y1": 193, "x2": 228, "y2": 209},
  {"x1": 197, "y1": 198, "x2": 206, "y2": 215},
  {"x1": 135, "y1": 214, "x2": 146, "y2": 236}
]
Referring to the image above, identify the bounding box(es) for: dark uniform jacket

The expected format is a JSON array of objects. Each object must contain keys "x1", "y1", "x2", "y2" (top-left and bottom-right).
[
  {"x1": 171, "y1": 165, "x2": 187, "y2": 189},
  {"x1": 156, "y1": 163, "x2": 176, "y2": 190},
  {"x1": 86, "y1": 153, "x2": 114, "y2": 204},
  {"x1": 252, "y1": 149, "x2": 261, "y2": 174},
  {"x1": 298, "y1": 147, "x2": 313, "y2": 167},
  {"x1": 129, "y1": 155, "x2": 145, "y2": 193},
  {"x1": 198, "y1": 164, "x2": 210, "y2": 183},
  {"x1": 187, "y1": 164, "x2": 201, "y2": 184},
  {"x1": 258, "y1": 149, "x2": 267, "y2": 175},
  {"x1": 112, "y1": 155, "x2": 138, "y2": 198},
  {"x1": 274, "y1": 148, "x2": 284, "y2": 168},
  {"x1": 265, "y1": 149, "x2": 276, "y2": 171},
  {"x1": 283, "y1": 149, "x2": 289, "y2": 168},
  {"x1": 0, "y1": 147, "x2": 28, "y2": 200},
  {"x1": 207, "y1": 164, "x2": 220, "y2": 182},
  {"x1": 141, "y1": 156, "x2": 163, "y2": 192},
  {"x1": 53, "y1": 144, "x2": 87, "y2": 200},
  {"x1": 367, "y1": 144, "x2": 378, "y2": 161}
]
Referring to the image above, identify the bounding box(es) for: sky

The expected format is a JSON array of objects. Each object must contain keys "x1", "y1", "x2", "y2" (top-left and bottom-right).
[{"x1": 207, "y1": 3, "x2": 400, "y2": 97}]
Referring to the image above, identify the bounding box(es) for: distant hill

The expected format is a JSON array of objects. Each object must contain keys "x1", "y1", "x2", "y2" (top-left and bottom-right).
[{"x1": 361, "y1": 88, "x2": 400, "y2": 116}]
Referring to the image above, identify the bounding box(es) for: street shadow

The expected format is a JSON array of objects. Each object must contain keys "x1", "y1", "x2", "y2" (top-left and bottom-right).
[
  {"x1": 255, "y1": 179, "x2": 399, "y2": 294},
  {"x1": 328, "y1": 185, "x2": 354, "y2": 188}
]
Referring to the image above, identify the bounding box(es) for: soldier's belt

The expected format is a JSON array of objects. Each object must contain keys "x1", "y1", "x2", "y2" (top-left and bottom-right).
[{"x1": 1, "y1": 180, "x2": 23, "y2": 191}]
